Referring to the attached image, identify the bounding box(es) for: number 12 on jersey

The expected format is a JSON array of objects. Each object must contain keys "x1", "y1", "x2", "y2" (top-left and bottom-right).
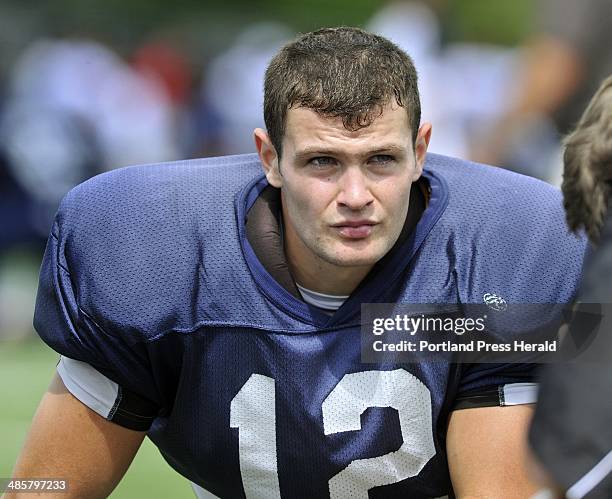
[{"x1": 230, "y1": 369, "x2": 436, "y2": 499}]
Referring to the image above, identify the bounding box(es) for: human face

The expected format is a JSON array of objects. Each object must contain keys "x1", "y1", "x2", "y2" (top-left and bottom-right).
[{"x1": 255, "y1": 103, "x2": 431, "y2": 294}]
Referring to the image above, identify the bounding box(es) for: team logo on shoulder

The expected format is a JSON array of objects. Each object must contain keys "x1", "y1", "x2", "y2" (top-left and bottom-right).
[{"x1": 483, "y1": 293, "x2": 507, "y2": 311}]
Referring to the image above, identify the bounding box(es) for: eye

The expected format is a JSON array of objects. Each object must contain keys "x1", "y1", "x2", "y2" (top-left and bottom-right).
[
  {"x1": 309, "y1": 156, "x2": 337, "y2": 168},
  {"x1": 369, "y1": 154, "x2": 394, "y2": 165}
]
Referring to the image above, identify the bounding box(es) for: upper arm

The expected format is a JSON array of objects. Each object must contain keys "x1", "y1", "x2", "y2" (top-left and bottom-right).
[
  {"x1": 447, "y1": 404, "x2": 539, "y2": 498},
  {"x1": 6, "y1": 372, "x2": 146, "y2": 499}
]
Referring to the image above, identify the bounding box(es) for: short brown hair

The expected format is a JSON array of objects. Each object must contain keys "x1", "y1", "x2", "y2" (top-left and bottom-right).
[
  {"x1": 263, "y1": 26, "x2": 421, "y2": 156},
  {"x1": 562, "y1": 76, "x2": 612, "y2": 243}
]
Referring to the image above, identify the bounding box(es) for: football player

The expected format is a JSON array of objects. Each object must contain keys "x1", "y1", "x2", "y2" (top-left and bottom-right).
[{"x1": 8, "y1": 27, "x2": 586, "y2": 498}]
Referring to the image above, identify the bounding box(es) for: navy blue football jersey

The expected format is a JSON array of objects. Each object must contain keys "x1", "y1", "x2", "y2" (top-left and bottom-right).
[{"x1": 34, "y1": 153, "x2": 587, "y2": 498}]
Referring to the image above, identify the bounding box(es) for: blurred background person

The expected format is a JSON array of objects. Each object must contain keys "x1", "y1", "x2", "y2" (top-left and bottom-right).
[
  {"x1": 6, "y1": 37, "x2": 180, "y2": 173},
  {"x1": 367, "y1": 1, "x2": 520, "y2": 160},
  {"x1": 530, "y1": 75, "x2": 612, "y2": 499},
  {"x1": 470, "y1": 0, "x2": 612, "y2": 184},
  {"x1": 201, "y1": 21, "x2": 294, "y2": 154},
  {"x1": 0, "y1": 37, "x2": 182, "y2": 340}
]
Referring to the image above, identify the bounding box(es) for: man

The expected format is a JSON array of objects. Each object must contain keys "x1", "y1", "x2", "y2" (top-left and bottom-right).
[
  {"x1": 529, "y1": 75, "x2": 612, "y2": 499},
  {"x1": 7, "y1": 28, "x2": 585, "y2": 498}
]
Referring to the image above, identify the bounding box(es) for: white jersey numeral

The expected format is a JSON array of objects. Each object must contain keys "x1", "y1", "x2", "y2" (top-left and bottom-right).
[
  {"x1": 229, "y1": 369, "x2": 434, "y2": 498},
  {"x1": 322, "y1": 369, "x2": 436, "y2": 498},
  {"x1": 230, "y1": 374, "x2": 281, "y2": 499}
]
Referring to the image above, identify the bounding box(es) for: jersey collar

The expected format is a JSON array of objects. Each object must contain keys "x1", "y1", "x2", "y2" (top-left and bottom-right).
[{"x1": 236, "y1": 168, "x2": 449, "y2": 328}]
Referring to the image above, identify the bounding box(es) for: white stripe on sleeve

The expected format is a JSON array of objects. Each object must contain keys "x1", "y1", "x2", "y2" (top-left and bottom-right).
[
  {"x1": 502, "y1": 382, "x2": 538, "y2": 405},
  {"x1": 57, "y1": 355, "x2": 120, "y2": 419}
]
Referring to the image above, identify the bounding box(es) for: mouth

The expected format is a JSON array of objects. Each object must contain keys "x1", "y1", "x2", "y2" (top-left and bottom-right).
[{"x1": 331, "y1": 220, "x2": 378, "y2": 239}]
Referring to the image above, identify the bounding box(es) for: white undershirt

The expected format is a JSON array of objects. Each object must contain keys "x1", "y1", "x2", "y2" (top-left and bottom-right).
[{"x1": 295, "y1": 283, "x2": 349, "y2": 312}]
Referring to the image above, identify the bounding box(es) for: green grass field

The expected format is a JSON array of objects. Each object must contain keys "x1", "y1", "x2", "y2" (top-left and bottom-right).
[{"x1": 0, "y1": 338, "x2": 194, "y2": 498}]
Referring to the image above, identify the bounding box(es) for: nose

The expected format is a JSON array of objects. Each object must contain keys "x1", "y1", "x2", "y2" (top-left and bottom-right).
[{"x1": 336, "y1": 167, "x2": 374, "y2": 211}]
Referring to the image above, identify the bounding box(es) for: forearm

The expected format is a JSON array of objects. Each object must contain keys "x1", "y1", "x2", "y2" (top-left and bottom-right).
[{"x1": 4, "y1": 373, "x2": 145, "y2": 499}]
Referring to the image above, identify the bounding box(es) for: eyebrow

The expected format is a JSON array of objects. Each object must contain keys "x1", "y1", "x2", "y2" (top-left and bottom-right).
[{"x1": 293, "y1": 145, "x2": 407, "y2": 161}]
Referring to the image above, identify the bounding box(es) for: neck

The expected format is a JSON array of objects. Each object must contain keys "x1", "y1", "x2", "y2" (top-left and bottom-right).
[{"x1": 288, "y1": 255, "x2": 372, "y2": 296}]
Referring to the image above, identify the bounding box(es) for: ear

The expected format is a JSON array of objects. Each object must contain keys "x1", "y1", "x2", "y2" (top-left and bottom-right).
[
  {"x1": 413, "y1": 122, "x2": 432, "y2": 179},
  {"x1": 254, "y1": 128, "x2": 282, "y2": 187}
]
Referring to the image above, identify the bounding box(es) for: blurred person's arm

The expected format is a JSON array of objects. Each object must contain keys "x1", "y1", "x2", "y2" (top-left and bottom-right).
[
  {"x1": 471, "y1": 36, "x2": 583, "y2": 166},
  {"x1": 471, "y1": 0, "x2": 596, "y2": 166},
  {"x1": 447, "y1": 404, "x2": 540, "y2": 497},
  {"x1": 506, "y1": 37, "x2": 584, "y2": 118},
  {"x1": 3, "y1": 372, "x2": 145, "y2": 499}
]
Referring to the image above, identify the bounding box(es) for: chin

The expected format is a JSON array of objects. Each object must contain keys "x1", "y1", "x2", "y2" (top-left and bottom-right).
[{"x1": 321, "y1": 247, "x2": 387, "y2": 268}]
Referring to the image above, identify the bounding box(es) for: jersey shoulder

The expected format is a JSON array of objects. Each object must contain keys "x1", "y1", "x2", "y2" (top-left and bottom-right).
[
  {"x1": 422, "y1": 154, "x2": 587, "y2": 304},
  {"x1": 57, "y1": 153, "x2": 261, "y2": 229},
  {"x1": 49, "y1": 154, "x2": 263, "y2": 340},
  {"x1": 426, "y1": 152, "x2": 564, "y2": 222}
]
